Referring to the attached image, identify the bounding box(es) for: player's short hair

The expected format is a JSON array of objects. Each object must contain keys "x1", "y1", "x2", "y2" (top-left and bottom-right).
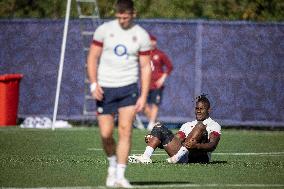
[
  {"x1": 196, "y1": 94, "x2": 211, "y2": 109},
  {"x1": 150, "y1": 34, "x2": 157, "y2": 41},
  {"x1": 115, "y1": 0, "x2": 134, "y2": 13}
]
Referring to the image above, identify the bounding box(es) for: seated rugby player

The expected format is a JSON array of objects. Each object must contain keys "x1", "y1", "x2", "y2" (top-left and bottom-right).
[{"x1": 129, "y1": 95, "x2": 221, "y2": 164}]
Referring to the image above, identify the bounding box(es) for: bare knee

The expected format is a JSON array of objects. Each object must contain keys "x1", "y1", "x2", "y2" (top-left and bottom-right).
[
  {"x1": 149, "y1": 122, "x2": 174, "y2": 148},
  {"x1": 118, "y1": 124, "x2": 132, "y2": 140},
  {"x1": 145, "y1": 135, "x2": 161, "y2": 148}
]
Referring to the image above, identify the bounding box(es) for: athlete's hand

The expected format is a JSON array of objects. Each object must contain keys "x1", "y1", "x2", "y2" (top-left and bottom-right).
[
  {"x1": 91, "y1": 84, "x2": 104, "y2": 101},
  {"x1": 135, "y1": 96, "x2": 146, "y2": 112},
  {"x1": 155, "y1": 79, "x2": 164, "y2": 88},
  {"x1": 155, "y1": 74, "x2": 167, "y2": 88}
]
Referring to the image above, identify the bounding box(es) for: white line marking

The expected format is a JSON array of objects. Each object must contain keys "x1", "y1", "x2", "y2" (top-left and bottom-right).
[
  {"x1": 88, "y1": 148, "x2": 284, "y2": 156},
  {"x1": 149, "y1": 152, "x2": 284, "y2": 156},
  {"x1": 129, "y1": 184, "x2": 284, "y2": 188},
  {"x1": 87, "y1": 148, "x2": 103, "y2": 151},
  {"x1": 3, "y1": 184, "x2": 284, "y2": 189},
  {"x1": 215, "y1": 152, "x2": 284, "y2": 156},
  {"x1": 130, "y1": 184, "x2": 284, "y2": 188},
  {"x1": 87, "y1": 148, "x2": 146, "y2": 152}
]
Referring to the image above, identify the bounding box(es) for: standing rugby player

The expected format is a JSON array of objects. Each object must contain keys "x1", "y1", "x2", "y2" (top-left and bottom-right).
[
  {"x1": 143, "y1": 35, "x2": 173, "y2": 131},
  {"x1": 87, "y1": 0, "x2": 151, "y2": 187}
]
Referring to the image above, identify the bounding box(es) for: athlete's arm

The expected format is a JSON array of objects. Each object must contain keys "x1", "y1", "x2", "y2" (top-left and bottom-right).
[
  {"x1": 155, "y1": 52, "x2": 173, "y2": 88},
  {"x1": 155, "y1": 73, "x2": 168, "y2": 89},
  {"x1": 135, "y1": 54, "x2": 151, "y2": 112},
  {"x1": 188, "y1": 132, "x2": 220, "y2": 152},
  {"x1": 87, "y1": 44, "x2": 104, "y2": 101}
]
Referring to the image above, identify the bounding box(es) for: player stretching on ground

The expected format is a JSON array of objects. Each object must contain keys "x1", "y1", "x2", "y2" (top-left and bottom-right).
[{"x1": 129, "y1": 95, "x2": 221, "y2": 164}]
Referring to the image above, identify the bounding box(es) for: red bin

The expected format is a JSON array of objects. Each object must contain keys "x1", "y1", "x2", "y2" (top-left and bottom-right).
[{"x1": 0, "y1": 74, "x2": 23, "y2": 126}]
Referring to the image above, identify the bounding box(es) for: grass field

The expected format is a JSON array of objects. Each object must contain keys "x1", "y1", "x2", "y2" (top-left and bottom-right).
[{"x1": 0, "y1": 127, "x2": 284, "y2": 189}]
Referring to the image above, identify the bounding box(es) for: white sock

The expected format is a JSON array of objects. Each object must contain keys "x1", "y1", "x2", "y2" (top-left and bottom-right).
[
  {"x1": 175, "y1": 146, "x2": 188, "y2": 159},
  {"x1": 107, "y1": 166, "x2": 116, "y2": 176},
  {"x1": 143, "y1": 146, "x2": 154, "y2": 158},
  {"x1": 116, "y1": 163, "x2": 126, "y2": 180},
  {"x1": 107, "y1": 155, "x2": 117, "y2": 169},
  {"x1": 148, "y1": 121, "x2": 154, "y2": 127},
  {"x1": 147, "y1": 121, "x2": 155, "y2": 130}
]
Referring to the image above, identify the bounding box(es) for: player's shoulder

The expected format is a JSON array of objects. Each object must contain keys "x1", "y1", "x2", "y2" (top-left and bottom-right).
[
  {"x1": 96, "y1": 20, "x2": 115, "y2": 30},
  {"x1": 205, "y1": 117, "x2": 221, "y2": 132},
  {"x1": 94, "y1": 20, "x2": 119, "y2": 39},
  {"x1": 181, "y1": 120, "x2": 197, "y2": 128},
  {"x1": 133, "y1": 23, "x2": 147, "y2": 33},
  {"x1": 132, "y1": 24, "x2": 150, "y2": 38}
]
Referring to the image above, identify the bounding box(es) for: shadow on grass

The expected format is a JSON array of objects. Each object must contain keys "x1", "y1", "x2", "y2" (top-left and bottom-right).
[
  {"x1": 151, "y1": 160, "x2": 228, "y2": 164},
  {"x1": 208, "y1": 160, "x2": 228, "y2": 164},
  {"x1": 131, "y1": 181, "x2": 192, "y2": 185}
]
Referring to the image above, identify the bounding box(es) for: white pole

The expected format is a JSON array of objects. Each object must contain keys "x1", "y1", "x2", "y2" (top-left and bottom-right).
[{"x1": 52, "y1": 0, "x2": 72, "y2": 130}]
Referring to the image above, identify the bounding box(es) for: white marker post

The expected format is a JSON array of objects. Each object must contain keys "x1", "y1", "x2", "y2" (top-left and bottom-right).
[{"x1": 52, "y1": 0, "x2": 72, "y2": 130}]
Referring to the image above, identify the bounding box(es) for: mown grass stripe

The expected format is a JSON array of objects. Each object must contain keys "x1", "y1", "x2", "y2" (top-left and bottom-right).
[
  {"x1": 3, "y1": 183, "x2": 284, "y2": 189},
  {"x1": 88, "y1": 148, "x2": 284, "y2": 156}
]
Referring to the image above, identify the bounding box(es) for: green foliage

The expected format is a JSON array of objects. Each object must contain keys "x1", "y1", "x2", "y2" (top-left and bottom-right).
[
  {"x1": 0, "y1": 0, "x2": 283, "y2": 21},
  {"x1": 0, "y1": 127, "x2": 284, "y2": 187}
]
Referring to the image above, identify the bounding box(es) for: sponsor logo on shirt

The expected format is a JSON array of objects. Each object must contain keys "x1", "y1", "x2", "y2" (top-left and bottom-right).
[{"x1": 114, "y1": 44, "x2": 128, "y2": 59}]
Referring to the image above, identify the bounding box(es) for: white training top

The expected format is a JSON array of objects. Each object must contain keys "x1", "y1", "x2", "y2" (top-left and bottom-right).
[
  {"x1": 93, "y1": 20, "x2": 151, "y2": 87},
  {"x1": 179, "y1": 117, "x2": 221, "y2": 139},
  {"x1": 179, "y1": 117, "x2": 221, "y2": 160}
]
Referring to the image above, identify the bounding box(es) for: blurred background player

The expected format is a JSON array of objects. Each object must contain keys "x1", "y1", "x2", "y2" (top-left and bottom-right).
[
  {"x1": 129, "y1": 95, "x2": 221, "y2": 164},
  {"x1": 87, "y1": 0, "x2": 151, "y2": 188},
  {"x1": 135, "y1": 35, "x2": 173, "y2": 131}
]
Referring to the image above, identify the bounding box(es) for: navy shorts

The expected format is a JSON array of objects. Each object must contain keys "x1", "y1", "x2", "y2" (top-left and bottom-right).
[
  {"x1": 96, "y1": 83, "x2": 138, "y2": 114},
  {"x1": 177, "y1": 151, "x2": 210, "y2": 164},
  {"x1": 147, "y1": 88, "x2": 163, "y2": 105}
]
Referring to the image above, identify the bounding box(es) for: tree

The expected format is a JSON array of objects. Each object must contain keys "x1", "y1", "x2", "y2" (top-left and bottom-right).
[{"x1": 0, "y1": 0, "x2": 283, "y2": 21}]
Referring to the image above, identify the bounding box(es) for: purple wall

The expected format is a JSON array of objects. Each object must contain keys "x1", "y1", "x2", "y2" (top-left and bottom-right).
[{"x1": 1, "y1": 19, "x2": 283, "y2": 127}]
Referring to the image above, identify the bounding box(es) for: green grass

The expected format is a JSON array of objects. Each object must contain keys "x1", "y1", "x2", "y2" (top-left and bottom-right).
[{"x1": 0, "y1": 127, "x2": 284, "y2": 188}]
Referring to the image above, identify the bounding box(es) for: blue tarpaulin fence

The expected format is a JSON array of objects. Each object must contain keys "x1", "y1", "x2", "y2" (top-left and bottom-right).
[{"x1": 1, "y1": 19, "x2": 283, "y2": 127}]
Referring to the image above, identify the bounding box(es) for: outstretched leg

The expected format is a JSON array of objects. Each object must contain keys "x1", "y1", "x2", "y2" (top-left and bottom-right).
[{"x1": 129, "y1": 122, "x2": 183, "y2": 163}]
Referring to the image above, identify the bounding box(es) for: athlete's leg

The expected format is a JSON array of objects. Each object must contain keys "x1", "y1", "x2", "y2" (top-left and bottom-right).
[
  {"x1": 163, "y1": 138, "x2": 183, "y2": 157},
  {"x1": 143, "y1": 103, "x2": 151, "y2": 120},
  {"x1": 129, "y1": 123, "x2": 183, "y2": 164},
  {"x1": 117, "y1": 105, "x2": 136, "y2": 164},
  {"x1": 114, "y1": 105, "x2": 136, "y2": 183},
  {"x1": 168, "y1": 123, "x2": 207, "y2": 163},
  {"x1": 97, "y1": 114, "x2": 116, "y2": 156},
  {"x1": 146, "y1": 89, "x2": 163, "y2": 131},
  {"x1": 146, "y1": 123, "x2": 183, "y2": 157},
  {"x1": 97, "y1": 114, "x2": 117, "y2": 187},
  {"x1": 147, "y1": 134, "x2": 182, "y2": 157},
  {"x1": 149, "y1": 104, "x2": 159, "y2": 122}
]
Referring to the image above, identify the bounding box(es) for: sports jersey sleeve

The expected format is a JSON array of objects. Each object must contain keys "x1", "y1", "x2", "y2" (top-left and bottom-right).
[
  {"x1": 138, "y1": 32, "x2": 151, "y2": 55},
  {"x1": 211, "y1": 122, "x2": 221, "y2": 135},
  {"x1": 178, "y1": 123, "x2": 188, "y2": 134},
  {"x1": 190, "y1": 118, "x2": 221, "y2": 152},
  {"x1": 204, "y1": 118, "x2": 221, "y2": 136},
  {"x1": 178, "y1": 121, "x2": 196, "y2": 138},
  {"x1": 160, "y1": 51, "x2": 173, "y2": 75},
  {"x1": 92, "y1": 24, "x2": 105, "y2": 47},
  {"x1": 177, "y1": 123, "x2": 188, "y2": 140}
]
